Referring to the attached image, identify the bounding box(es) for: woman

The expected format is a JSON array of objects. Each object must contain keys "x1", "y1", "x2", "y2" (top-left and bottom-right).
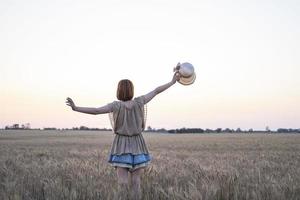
[{"x1": 66, "y1": 66, "x2": 180, "y2": 199}]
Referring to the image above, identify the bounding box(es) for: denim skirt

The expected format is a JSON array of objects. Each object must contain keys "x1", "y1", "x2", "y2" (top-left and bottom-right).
[{"x1": 108, "y1": 153, "x2": 151, "y2": 171}]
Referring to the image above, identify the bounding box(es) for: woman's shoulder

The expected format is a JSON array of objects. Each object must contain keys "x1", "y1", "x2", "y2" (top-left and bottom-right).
[
  {"x1": 133, "y1": 95, "x2": 145, "y2": 105},
  {"x1": 108, "y1": 100, "x2": 121, "y2": 109}
]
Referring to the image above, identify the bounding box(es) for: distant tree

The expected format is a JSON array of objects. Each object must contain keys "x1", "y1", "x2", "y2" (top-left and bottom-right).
[
  {"x1": 215, "y1": 128, "x2": 222, "y2": 133},
  {"x1": 236, "y1": 128, "x2": 242, "y2": 133},
  {"x1": 147, "y1": 126, "x2": 153, "y2": 132},
  {"x1": 12, "y1": 124, "x2": 19, "y2": 129},
  {"x1": 224, "y1": 128, "x2": 233, "y2": 133},
  {"x1": 79, "y1": 126, "x2": 89, "y2": 130},
  {"x1": 43, "y1": 127, "x2": 57, "y2": 130},
  {"x1": 205, "y1": 129, "x2": 213, "y2": 133},
  {"x1": 168, "y1": 129, "x2": 175, "y2": 133},
  {"x1": 277, "y1": 128, "x2": 288, "y2": 133},
  {"x1": 156, "y1": 128, "x2": 168, "y2": 133}
]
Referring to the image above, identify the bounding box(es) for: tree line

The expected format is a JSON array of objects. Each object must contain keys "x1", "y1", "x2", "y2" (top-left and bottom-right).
[
  {"x1": 2, "y1": 123, "x2": 300, "y2": 133},
  {"x1": 3, "y1": 124, "x2": 111, "y2": 131},
  {"x1": 146, "y1": 126, "x2": 300, "y2": 134}
]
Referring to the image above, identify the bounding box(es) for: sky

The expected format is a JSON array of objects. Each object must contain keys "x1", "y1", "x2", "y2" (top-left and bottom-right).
[{"x1": 0, "y1": 0, "x2": 299, "y2": 130}]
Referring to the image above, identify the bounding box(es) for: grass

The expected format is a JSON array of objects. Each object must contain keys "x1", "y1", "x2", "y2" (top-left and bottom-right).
[{"x1": 0, "y1": 130, "x2": 299, "y2": 200}]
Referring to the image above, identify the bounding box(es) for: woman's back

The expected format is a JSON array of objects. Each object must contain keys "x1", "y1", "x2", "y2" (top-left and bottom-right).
[{"x1": 110, "y1": 96, "x2": 146, "y2": 136}]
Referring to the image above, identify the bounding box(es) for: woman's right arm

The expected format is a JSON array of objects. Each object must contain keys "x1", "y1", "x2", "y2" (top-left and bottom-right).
[
  {"x1": 143, "y1": 71, "x2": 180, "y2": 104},
  {"x1": 65, "y1": 97, "x2": 113, "y2": 115}
]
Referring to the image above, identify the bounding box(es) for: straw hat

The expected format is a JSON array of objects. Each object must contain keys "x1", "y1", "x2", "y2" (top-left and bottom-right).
[{"x1": 174, "y1": 62, "x2": 196, "y2": 85}]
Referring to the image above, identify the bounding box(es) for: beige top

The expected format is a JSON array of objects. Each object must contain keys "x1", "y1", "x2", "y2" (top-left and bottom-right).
[
  {"x1": 109, "y1": 96, "x2": 146, "y2": 136},
  {"x1": 105, "y1": 93, "x2": 155, "y2": 155}
]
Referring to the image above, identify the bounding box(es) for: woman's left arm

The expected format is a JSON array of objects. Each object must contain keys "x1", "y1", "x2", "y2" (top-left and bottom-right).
[{"x1": 66, "y1": 97, "x2": 113, "y2": 115}]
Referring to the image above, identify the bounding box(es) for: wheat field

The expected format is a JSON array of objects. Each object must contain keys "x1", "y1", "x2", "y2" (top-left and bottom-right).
[{"x1": 0, "y1": 130, "x2": 299, "y2": 200}]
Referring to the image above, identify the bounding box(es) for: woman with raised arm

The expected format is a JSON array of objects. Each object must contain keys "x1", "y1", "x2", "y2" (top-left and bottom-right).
[{"x1": 66, "y1": 64, "x2": 181, "y2": 199}]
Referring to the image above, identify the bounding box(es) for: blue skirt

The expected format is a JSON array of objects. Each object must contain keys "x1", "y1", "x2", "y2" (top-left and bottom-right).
[{"x1": 108, "y1": 153, "x2": 151, "y2": 171}]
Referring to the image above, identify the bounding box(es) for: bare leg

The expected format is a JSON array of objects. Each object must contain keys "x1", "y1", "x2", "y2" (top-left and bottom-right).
[
  {"x1": 130, "y1": 167, "x2": 144, "y2": 200},
  {"x1": 117, "y1": 167, "x2": 129, "y2": 199}
]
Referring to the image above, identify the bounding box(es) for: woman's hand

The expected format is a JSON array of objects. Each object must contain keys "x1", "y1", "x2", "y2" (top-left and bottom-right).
[
  {"x1": 172, "y1": 72, "x2": 181, "y2": 84},
  {"x1": 66, "y1": 97, "x2": 76, "y2": 111},
  {"x1": 174, "y1": 62, "x2": 181, "y2": 72},
  {"x1": 172, "y1": 63, "x2": 181, "y2": 84}
]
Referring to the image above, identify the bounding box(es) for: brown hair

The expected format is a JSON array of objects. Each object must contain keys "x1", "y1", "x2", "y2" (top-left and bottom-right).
[{"x1": 117, "y1": 79, "x2": 134, "y2": 101}]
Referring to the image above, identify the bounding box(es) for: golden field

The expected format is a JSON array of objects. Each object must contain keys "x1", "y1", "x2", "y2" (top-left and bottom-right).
[{"x1": 0, "y1": 130, "x2": 299, "y2": 200}]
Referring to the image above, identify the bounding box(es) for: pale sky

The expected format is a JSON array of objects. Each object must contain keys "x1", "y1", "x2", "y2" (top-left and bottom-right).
[{"x1": 1, "y1": 0, "x2": 299, "y2": 130}]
